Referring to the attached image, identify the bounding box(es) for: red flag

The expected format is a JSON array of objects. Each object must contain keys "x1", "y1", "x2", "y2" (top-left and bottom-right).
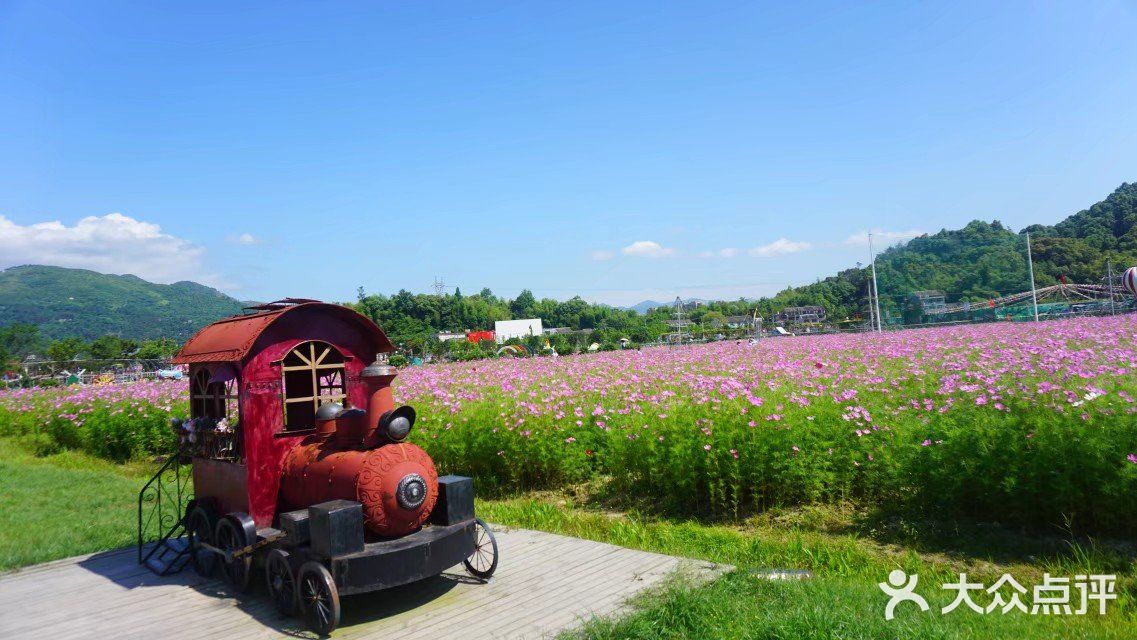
[{"x1": 1058, "y1": 274, "x2": 1067, "y2": 284}]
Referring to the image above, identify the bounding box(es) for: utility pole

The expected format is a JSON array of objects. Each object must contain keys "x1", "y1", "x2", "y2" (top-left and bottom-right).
[
  {"x1": 1108, "y1": 260, "x2": 1117, "y2": 316},
  {"x1": 1025, "y1": 233, "x2": 1039, "y2": 322},
  {"x1": 867, "y1": 290, "x2": 875, "y2": 332},
  {"x1": 432, "y1": 277, "x2": 446, "y2": 297},
  {"x1": 672, "y1": 297, "x2": 685, "y2": 345},
  {"x1": 868, "y1": 233, "x2": 882, "y2": 332}
]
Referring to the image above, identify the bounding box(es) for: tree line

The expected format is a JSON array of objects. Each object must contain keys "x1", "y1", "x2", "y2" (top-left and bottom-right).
[{"x1": 0, "y1": 323, "x2": 180, "y2": 372}]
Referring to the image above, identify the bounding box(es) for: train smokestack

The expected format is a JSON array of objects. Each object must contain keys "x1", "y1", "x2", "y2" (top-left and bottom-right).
[{"x1": 361, "y1": 359, "x2": 398, "y2": 447}]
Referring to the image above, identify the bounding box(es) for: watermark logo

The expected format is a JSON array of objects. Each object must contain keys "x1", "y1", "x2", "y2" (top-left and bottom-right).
[
  {"x1": 880, "y1": 569, "x2": 930, "y2": 620},
  {"x1": 880, "y1": 572, "x2": 1117, "y2": 619}
]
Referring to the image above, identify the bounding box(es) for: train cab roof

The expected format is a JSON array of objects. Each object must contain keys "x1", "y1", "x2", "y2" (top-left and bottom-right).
[{"x1": 173, "y1": 301, "x2": 394, "y2": 365}]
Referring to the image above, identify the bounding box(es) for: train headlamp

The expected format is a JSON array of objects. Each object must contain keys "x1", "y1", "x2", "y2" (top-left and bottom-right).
[{"x1": 377, "y1": 405, "x2": 416, "y2": 442}]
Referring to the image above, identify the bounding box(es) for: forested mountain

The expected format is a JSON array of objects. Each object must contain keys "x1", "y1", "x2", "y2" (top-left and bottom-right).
[
  {"x1": 0, "y1": 265, "x2": 245, "y2": 341},
  {"x1": 672, "y1": 182, "x2": 1137, "y2": 324}
]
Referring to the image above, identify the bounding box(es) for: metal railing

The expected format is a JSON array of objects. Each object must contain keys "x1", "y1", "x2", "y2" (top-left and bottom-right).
[{"x1": 137, "y1": 445, "x2": 193, "y2": 567}]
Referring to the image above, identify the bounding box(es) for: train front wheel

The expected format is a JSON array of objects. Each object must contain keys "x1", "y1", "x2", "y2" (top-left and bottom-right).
[
  {"x1": 298, "y1": 561, "x2": 341, "y2": 636},
  {"x1": 464, "y1": 518, "x2": 499, "y2": 581}
]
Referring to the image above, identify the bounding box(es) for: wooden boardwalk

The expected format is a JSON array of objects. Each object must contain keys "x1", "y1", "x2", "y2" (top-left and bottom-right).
[{"x1": 0, "y1": 526, "x2": 727, "y2": 639}]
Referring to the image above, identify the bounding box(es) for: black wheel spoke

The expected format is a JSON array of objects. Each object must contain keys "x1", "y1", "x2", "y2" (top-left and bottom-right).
[
  {"x1": 297, "y1": 561, "x2": 340, "y2": 634},
  {"x1": 464, "y1": 519, "x2": 499, "y2": 581}
]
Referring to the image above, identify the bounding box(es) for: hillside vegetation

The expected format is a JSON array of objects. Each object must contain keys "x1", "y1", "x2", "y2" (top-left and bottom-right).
[
  {"x1": 688, "y1": 182, "x2": 1137, "y2": 323},
  {"x1": 0, "y1": 265, "x2": 244, "y2": 341}
]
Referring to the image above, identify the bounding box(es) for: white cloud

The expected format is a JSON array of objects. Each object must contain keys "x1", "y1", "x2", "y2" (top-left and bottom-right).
[
  {"x1": 590, "y1": 249, "x2": 615, "y2": 261},
  {"x1": 844, "y1": 229, "x2": 924, "y2": 247},
  {"x1": 621, "y1": 240, "x2": 674, "y2": 258},
  {"x1": 0, "y1": 212, "x2": 228, "y2": 288},
  {"x1": 230, "y1": 232, "x2": 258, "y2": 245},
  {"x1": 748, "y1": 238, "x2": 811, "y2": 258}
]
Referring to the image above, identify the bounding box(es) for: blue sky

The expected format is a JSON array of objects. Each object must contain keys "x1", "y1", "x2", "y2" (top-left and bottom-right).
[{"x1": 1, "y1": 1, "x2": 1135, "y2": 306}]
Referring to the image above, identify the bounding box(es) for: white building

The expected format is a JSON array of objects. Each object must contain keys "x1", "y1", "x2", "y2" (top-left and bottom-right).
[{"x1": 494, "y1": 318, "x2": 543, "y2": 343}]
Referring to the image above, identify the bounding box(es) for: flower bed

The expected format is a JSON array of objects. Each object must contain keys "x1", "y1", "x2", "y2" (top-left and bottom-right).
[{"x1": 3, "y1": 315, "x2": 1136, "y2": 533}]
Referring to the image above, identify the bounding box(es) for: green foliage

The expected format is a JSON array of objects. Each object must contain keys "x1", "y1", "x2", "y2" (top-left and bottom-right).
[
  {"x1": 87, "y1": 335, "x2": 137, "y2": 360},
  {"x1": 646, "y1": 183, "x2": 1137, "y2": 324},
  {"x1": 135, "y1": 338, "x2": 180, "y2": 359},
  {"x1": 352, "y1": 288, "x2": 649, "y2": 353},
  {"x1": 46, "y1": 336, "x2": 85, "y2": 362},
  {"x1": 0, "y1": 265, "x2": 245, "y2": 341},
  {"x1": 0, "y1": 323, "x2": 43, "y2": 359}
]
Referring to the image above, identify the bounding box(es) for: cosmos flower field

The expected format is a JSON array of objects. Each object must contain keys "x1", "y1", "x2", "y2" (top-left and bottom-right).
[
  {"x1": 2, "y1": 315, "x2": 1136, "y2": 534},
  {"x1": 401, "y1": 315, "x2": 1137, "y2": 535}
]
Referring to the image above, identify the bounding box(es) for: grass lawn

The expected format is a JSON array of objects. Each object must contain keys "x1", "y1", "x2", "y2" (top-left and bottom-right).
[
  {"x1": 2, "y1": 437, "x2": 1133, "y2": 639},
  {"x1": 0, "y1": 437, "x2": 156, "y2": 570},
  {"x1": 480, "y1": 496, "x2": 1136, "y2": 639}
]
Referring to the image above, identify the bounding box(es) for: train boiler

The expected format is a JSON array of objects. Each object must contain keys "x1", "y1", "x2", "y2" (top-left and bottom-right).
[{"x1": 163, "y1": 299, "x2": 497, "y2": 635}]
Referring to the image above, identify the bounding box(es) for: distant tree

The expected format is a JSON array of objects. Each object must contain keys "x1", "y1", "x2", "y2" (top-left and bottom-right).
[
  {"x1": 0, "y1": 323, "x2": 43, "y2": 358},
  {"x1": 88, "y1": 335, "x2": 134, "y2": 360},
  {"x1": 137, "y1": 338, "x2": 180, "y2": 359},
  {"x1": 510, "y1": 290, "x2": 537, "y2": 318},
  {"x1": 47, "y1": 337, "x2": 86, "y2": 363}
]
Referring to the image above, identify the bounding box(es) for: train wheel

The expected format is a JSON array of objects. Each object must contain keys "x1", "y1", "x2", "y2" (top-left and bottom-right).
[
  {"x1": 215, "y1": 516, "x2": 253, "y2": 592},
  {"x1": 265, "y1": 549, "x2": 297, "y2": 616},
  {"x1": 463, "y1": 518, "x2": 499, "y2": 581},
  {"x1": 186, "y1": 505, "x2": 216, "y2": 577},
  {"x1": 298, "y1": 562, "x2": 340, "y2": 636}
]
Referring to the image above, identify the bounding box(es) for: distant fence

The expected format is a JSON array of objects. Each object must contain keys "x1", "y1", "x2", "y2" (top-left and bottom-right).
[{"x1": 4, "y1": 358, "x2": 184, "y2": 388}]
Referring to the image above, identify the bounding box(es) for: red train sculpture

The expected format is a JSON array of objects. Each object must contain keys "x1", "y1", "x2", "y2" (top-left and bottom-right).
[{"x1": 145, "y1": 299, "x2": 497, "y2": 635}]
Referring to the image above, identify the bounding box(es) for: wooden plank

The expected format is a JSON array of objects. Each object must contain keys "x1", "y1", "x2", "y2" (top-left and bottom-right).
[
  {"x1": 387, "y1": 538, "x2": 661, "y2": 639},
  {"x1": 0, "y1": 527, "x2": 730, "y2": 639},
  {"x1": 456, "y1": 552, "x2": 680, "y2": 634},
  {"x1": 366, "y1": 555, "x2": 627, "y2": 639},
  {"x1": 371, "y1": 533, "x2": 631, "y2": 638}
]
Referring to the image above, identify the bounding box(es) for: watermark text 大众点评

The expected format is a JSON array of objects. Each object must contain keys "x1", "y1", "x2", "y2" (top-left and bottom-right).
[{"x1": 879, "y1": 570, "x2": 1117, "y2": 620}]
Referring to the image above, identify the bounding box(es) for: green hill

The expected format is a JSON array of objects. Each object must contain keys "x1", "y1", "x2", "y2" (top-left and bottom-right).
[
  {"x1": 670, "y1": 181, "x2": 1137, "y2": 324},
  {"x1": 0, "y1": 265, "x2": 245, "y2": 341}
]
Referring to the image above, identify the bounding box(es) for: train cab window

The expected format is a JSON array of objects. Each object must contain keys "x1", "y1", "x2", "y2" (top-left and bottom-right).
[
  {"x1": 281, "y1": 341, "x2": 347, "y2": 431},
  {"x1": 190, "y1": 367, "x2": 241, "y2": 461},
  {"x1": 191, "y1": 368, "x2": 237, "y2": 420}
]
